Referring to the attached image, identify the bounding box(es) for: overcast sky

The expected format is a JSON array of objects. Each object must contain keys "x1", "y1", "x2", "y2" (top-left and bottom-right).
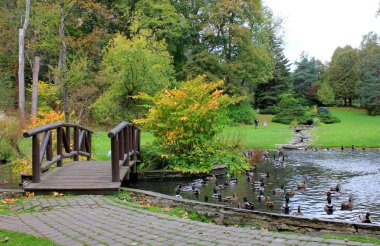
[{"x1": 263, "y1": 0, "x2": 380, "y2": 66}]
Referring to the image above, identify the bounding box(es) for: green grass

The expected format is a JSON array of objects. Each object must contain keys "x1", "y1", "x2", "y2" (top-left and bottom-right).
[
  {"x1": 319, "y1": 233, "x2": 380, "y2": 245},
  {"x1": 0, "y1": 228, "x2": 60, "y2": 245},
  {"x1": 312, "y1": 108, "x2": 380, "y2": 148},
  {"x1": 222, "y1": 114, "x2": 292, "y2": 149}
]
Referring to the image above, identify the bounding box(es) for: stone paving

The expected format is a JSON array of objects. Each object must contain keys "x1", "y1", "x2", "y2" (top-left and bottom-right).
[{"x1": 0, "y1": 195, "x2": 375, "y2": 246}]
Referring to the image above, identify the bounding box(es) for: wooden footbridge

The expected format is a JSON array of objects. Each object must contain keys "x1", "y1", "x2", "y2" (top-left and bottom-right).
[{"x1": 22, "y1": 122, "x2": 140, "y2": 194}]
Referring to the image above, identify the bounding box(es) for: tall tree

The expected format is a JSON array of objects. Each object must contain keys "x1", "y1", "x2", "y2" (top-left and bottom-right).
[
  {"x1": 31, "y1": 56, "x2": 41, "y2": 117},
  {"x1": 18, "y1": 0, "x2": 31, "y2": 127},
  {"x1": 327, "y1": 45, "x2": 359, "y2": 106},
  {"x1": 356, "y1": 32, "x2": 380, "y2": 114},
  {"x1": 292, "y1": 52, "x2": 320, "y2": 98},
  {"x1": 203, "y1": 0, "x2": 274, "y2": 95},
  {"x1": 255, "y1": 36, "x2": 292, "y2": 109}
]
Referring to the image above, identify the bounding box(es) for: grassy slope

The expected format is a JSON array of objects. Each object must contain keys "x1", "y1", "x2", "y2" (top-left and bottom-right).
[
  {"x1": 312, "y1": 108, "x2": 380, "y2": 148},
  {"x1": 222, "y1": 114, "x2": 292, "y2": 149}
]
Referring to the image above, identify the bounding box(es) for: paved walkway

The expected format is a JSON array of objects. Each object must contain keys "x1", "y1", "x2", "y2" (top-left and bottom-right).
[{"x1": 0, "y1": 196, "x2": 374, "y2": 246}]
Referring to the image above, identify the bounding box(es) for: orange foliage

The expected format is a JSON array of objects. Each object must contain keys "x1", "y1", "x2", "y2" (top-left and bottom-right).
[{"x1": 28, "y1": 111, "x2": 65, "y2": 130}]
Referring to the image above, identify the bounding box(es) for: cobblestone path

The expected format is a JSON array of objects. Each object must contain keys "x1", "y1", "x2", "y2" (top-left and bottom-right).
[{"x1": 0, "y1": 196, "x2": 374, "y2": 246}]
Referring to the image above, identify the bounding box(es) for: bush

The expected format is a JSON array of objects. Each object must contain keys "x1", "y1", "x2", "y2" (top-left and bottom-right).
[
  {"x1": 135, "y1": 76, "x2": 248, "y2": 174},
  {"x1": 317, "y1": 107, "x2": 331, "y2": 115},
  {"x1": 227, "y1": 102, "x2": 255, "y2": 125},
  {"x1": 0, "y1": 117, "x2": 21, "y2": 161},
  {"x1": 259, "y1": 105, "x2": 280, "y2": 114},
  {"x1": 317, "y1": 113, "x2": 341, "y2": 124}
]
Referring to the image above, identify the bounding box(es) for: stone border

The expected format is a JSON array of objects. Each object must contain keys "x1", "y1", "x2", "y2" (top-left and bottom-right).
[{"x1": 121, "y1": 187, "x2": 380, "y2": 236}]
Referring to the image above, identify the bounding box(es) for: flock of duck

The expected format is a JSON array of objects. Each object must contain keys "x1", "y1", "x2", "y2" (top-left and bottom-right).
[{"x1": 173, "y1": 150, "x2": 373, "y2": 224}]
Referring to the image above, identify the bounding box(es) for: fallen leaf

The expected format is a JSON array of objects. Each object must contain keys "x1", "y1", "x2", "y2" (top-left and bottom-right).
[
  {"x1": 224, "y1": 231, "x2": 232, "y2": 234},
  {"x1": 260, "y1": 228, "x2": 268, "y2": 232},
  {"x1": 25, "y1": 192, "x2": 34, "y2": 198},
  {"x1": 1, "y1": 197, "x2": 18, "y2": 205}
]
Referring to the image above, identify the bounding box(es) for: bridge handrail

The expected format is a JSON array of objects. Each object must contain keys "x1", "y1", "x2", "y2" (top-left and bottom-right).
[
  {"x1": 23, "y1": 122, "x2": 93, "y2": 183},
  {"x1": 23, "y1": 122, "x2": 93, "y2": 137},
  {"x1": 108, "y1": 121, "x2": 140, "y2": 182}
]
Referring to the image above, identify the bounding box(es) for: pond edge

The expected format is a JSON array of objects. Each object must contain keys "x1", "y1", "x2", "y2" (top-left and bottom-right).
[{"x1": 121, "y1": 187, "x2": 380, "y2": 236}]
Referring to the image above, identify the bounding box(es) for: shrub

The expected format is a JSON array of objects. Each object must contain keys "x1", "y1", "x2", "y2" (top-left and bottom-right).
[
  {"x1": 0, "y1": 117, "x2": 22, "y2": 161},
  {"x1": 227, "y1": 102, "x2": 255, "y2": 125},
  {"x1": 317, "y1": 113, "x2": 341, "y2": 124},
  {"x1": 135, "y1": 76, "x2": 248, "y2": 174},
  {"x1": 259, "y1": 105, "x2": 280, "y2": 114},
  {"x1": 317, "y1": 107, "x2": 331, "y2": 115}
]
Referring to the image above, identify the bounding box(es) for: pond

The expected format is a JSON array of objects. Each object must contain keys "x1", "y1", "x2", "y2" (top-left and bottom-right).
[
  {"x1": 126, "y1": 148, "x2": 380, "y2": 223},
  {"x1": 0, "y1": 163, "x2": 21, "y2": 190}
]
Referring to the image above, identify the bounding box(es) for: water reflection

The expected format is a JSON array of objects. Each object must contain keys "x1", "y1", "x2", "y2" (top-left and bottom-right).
[{"x1": 127, "y1": 149, "x2": 380, "y2": 223}]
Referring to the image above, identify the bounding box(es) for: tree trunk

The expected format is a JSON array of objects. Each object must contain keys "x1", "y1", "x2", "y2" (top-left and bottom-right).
[
  {"x1": 58, "y1": 0, "x2": 69, "y2": 122},
  {"x1": 349, "y1": 98, "x2": 352, "y2": 107},
  {"x1": 18, "y1": 0, "x2": 31, "y2": 128},
  {"x1": 31, "y1": 56, "x2": 41, "y2": 117}
]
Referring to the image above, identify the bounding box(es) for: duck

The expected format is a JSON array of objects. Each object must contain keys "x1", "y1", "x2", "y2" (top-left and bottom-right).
[
  {"x1": 341, "y1": 195, "x2": 353, "y2": 210},
  {"x1": 243, "y1": 197, "x2": 255, "y2": 210},
  {"x1": 293, "y1": 205, "x2": 303, "y2": 216},
  {"x1": 228, "y1": 178, "x2": 238, "y2": 185},
  {"x1": 0, "y1": 179, "x2": 8, "y2": 185},
  {"x1": 175, "y1": 185, "x2": 182, "y2": 198},
  {"x1": 257, "y1": 189, "x2": 265, "y2": 202},
  {"x1": 285, "y1": 188, "x2": 296, "y2": 196},
  {"x1": 212, "y1": 193, "x2": 222, "y2": 199},
  {"x1": 324, "y1": 194, "x2": 334, "y2": 212},
  {"x1": 358, "y1": 212, "x2": 371, "y2": 223},
  {"x1": 281, "y1": 195, "x2": 291, "y2": 213},
  {"x1": 297, "y1": 180, "x2": 307, "y2": 189},
  {"x1": 223, "y1": 193, "x2": 238, "y2": 203},
  {"x1": 19, "y1": 180, "x2": 29, "y2": 187},
  {"x1": 265, "y1": 196, "x2": 274, "y2": 208},
  {"x1": 273, "y1": 185, "x2": 285, "y2": 195},
  {"x1": 206, "y1": 174, "x2": 217, "y2": 182},
  {"x1": 330, "y1": 183, "x2": 340, "y2": 192}
]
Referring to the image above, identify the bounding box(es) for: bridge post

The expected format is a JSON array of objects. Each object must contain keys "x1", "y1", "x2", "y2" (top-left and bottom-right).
[
  {"x1": 57, "y1": 127, "x2": 63, "y2": 167},
  {"x1": 74, "y1": 127, "x2": 79, "y2": 161},
  {"x1": 111, "y1": 136, "x2": 120, "y2": 182},
  {"x1": 32, "y1": 135, "x2": 41, "y2": 183}
]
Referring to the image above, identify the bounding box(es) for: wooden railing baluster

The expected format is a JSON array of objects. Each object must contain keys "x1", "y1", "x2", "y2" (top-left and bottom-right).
[
  {"x1": 108, "y1": 122, "x2": 140, "y2": 182},
  {"x1": 24, "y1": 122, "x2": 93, "y2": 183}
]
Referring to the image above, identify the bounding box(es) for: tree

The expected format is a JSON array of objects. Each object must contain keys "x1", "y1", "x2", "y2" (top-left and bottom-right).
[
  {"x1": 292, "y1": 52, "x2": 320, "y2": 98},
  {"x1": 91, "y1": 32, "x2": 175, "y2": 124},
  {"x1": 255, "y1": 36, "x2": 292, "y2": 109},
  {"x1": 317, "y1": 81, "x2": 335, "y2": 106},
  {"x1": 203, "y1": 0, "x2": 274, "y2": 95},
  {"x1": 31, "y1": 56, "x2": 41, "y2": 117},
  {"x1": 18, "y1": 0, "x2": 31, "y2": 128},
  {"x1": 356, "y1": 33, "x2": 380, "y2": 115},
  {"x1": 327, "y1": 45, "x2": 359, "y2": 106}
]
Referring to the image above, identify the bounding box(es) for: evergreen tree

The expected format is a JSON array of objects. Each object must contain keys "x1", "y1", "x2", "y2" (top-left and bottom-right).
[
  {"x1": 255, "y1": 37, "x2": 292, "y2": 109},
  {"x1": 292, "y1": 52, "x2": 320, "y2": 98}
]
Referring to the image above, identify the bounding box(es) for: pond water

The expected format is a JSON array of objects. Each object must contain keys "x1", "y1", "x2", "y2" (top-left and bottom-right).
[
  {"x1": 0, "y1": 164, "x2": 21, "y2": 189},
  {"x1": 126, "y1": 149, "x2": 380, "y2": 223}
]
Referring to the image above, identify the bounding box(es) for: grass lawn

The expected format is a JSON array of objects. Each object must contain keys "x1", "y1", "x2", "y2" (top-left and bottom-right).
[
  {"x1": 222, "y1": 114, "x2": 292, "y2": 149},
  {"x1": 0, "y1": 229, "x2": 60, "y2": 246},
  {"x1": 312, "y1": 108, "x2": 380, "y2": 148}
]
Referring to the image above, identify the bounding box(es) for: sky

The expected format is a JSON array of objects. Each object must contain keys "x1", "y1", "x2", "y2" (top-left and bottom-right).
[{"x1": 263, "y1": 0, "x2": 380, "y2": 66}]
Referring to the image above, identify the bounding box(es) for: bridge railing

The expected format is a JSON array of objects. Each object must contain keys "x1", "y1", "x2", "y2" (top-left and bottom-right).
[
  {"x1": 23, "y1": 122, "x2": 93, "y2": 183},
  {"x1": 108, "y1": 122, "x2": 140, "y2": 182}
]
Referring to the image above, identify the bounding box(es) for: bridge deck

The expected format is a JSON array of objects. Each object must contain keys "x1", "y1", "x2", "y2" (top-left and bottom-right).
[{"x1": 24, "y1": 161, "x2": 135, "y2": 194}]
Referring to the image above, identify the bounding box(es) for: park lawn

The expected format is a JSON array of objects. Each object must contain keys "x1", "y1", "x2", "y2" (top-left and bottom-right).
[
  {"x1": 92, "y1": 131, "x2": 154, "y2": 160},
  {"x1": 222, "y1": 114, "x2": 292, "y2": 149},
  {"x1": 312, "y1": 108, "x2": 380, "y2": 148},
  {"x1": 0, "y1": 229, "x2": 60, "y2": 246}
]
